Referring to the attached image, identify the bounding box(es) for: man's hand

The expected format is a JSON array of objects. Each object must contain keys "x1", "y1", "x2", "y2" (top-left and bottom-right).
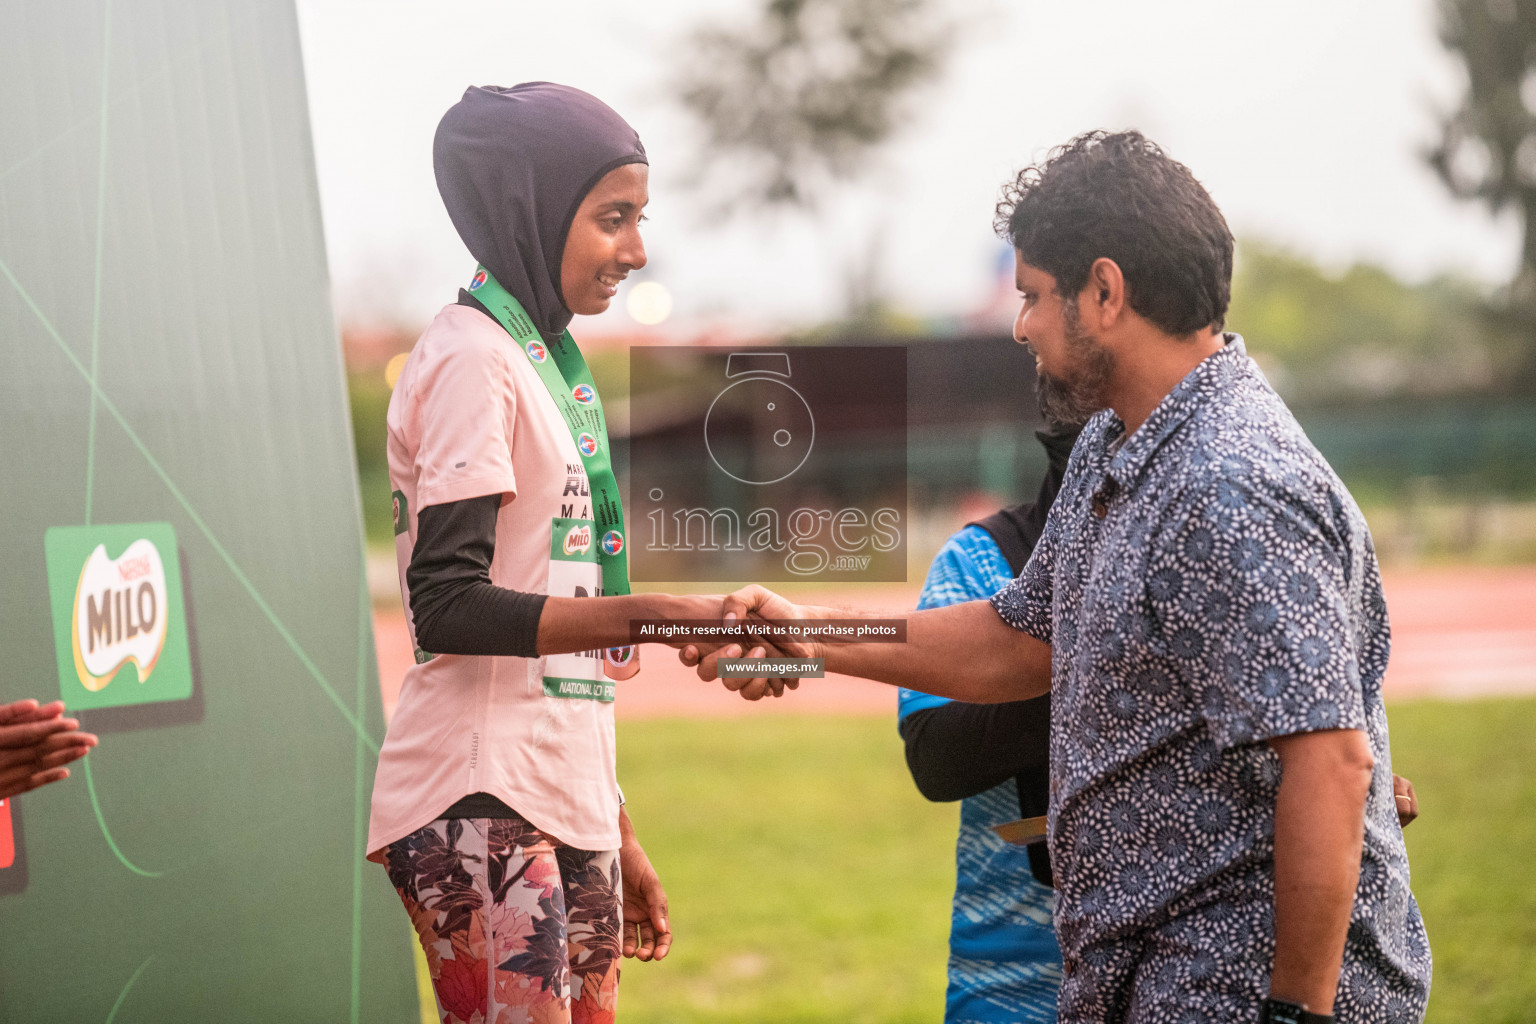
[
  {"x1": 1393, "y1": 773, "x2": 1418, "y2": 827},
  {"x1": 682, "y1": 640, "x2": 803, "y2": 701},
  {"x1": 618, "y1": 808, "x2": 671, "y2": 962},
  {"x1": 0, "y1": 699, "x2": 99, "y2": 799}
]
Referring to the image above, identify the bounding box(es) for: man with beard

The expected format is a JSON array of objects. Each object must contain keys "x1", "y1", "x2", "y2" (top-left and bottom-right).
[{"x1": 683, "y1": 131, "x2": 1430, "y2": 1023}]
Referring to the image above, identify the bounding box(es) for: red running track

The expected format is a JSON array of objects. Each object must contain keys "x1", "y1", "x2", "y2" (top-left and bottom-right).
[{"x1": 373, "y1": 566, "x2": 1536, "y2": 722}]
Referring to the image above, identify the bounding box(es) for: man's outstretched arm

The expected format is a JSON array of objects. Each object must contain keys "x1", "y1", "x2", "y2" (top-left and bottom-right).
[{"x1": 684, "y1": 585, "x2": 1052, "y2": 703}]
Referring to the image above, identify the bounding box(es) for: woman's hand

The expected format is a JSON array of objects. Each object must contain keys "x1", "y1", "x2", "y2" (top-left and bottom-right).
[
  {"x1": 618, "y1": 808, "x2": 671, "y2": 961},
  {"x1": 0, "y1": 699, "x2": 98, "y2": 800}
]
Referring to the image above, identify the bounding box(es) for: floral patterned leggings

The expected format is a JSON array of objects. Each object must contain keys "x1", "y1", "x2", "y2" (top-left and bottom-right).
[{"x1": 383, "y1": 815, "x2": 623, "y2": 1024}]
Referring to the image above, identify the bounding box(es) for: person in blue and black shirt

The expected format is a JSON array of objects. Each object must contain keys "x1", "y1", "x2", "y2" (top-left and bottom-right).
[{"x1": 897, "y1": 423, "x2": 1079, "y2": 1024}]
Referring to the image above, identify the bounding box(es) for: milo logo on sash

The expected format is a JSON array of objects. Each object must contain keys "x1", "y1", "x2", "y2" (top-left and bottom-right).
[
  {"x1": 543, "y1": 518, "x2": 615, "y2": 703},
  {"x1": 44, "y1": 523, "x2": 195, "y2": 710}
]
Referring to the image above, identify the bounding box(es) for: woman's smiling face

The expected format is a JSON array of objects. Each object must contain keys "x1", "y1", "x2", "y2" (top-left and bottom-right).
[{"x1": 559, "y1": 162, "x2": 649, "y2": 316}]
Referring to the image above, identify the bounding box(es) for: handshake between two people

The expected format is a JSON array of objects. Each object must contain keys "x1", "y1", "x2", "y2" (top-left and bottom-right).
[
  {"x1": 651, "y1": 584, "x2": 1055, "y2": 707},
  {"x1": 670, "y1": 585, "x2": 839, "y2": 702}
]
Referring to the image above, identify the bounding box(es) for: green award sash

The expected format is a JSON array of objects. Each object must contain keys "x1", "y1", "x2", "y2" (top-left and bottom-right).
[{"x1": 466, "y1": 266, "x2": 636, "y2": 679}]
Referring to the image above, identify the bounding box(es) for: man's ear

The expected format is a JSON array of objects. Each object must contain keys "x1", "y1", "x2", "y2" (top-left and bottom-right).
[{"x1": 1082, "y1": 258, "x2": 1126, "y2": 328}]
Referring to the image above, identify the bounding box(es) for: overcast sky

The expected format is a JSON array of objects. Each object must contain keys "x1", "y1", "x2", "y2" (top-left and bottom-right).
[{"x1": 295, "y1": 0, "x2": 1522, "y2": 335}]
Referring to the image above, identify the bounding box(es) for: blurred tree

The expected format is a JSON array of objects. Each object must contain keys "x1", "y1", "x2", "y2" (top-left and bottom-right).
[
  {"x1": 1427, "y1": 0, "x2": 1536, "y2": 317},
  {"x1": 673, "y1": 0, "x2": 954, "y2": 213},
  {"x1": 1229, "y1": 242, "x2": 1520, "y2": 404}
]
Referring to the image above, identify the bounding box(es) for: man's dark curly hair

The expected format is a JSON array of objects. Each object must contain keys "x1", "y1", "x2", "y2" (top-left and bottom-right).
[{"x1": 995, "y1": 130, "x2": 1234, "y2": 336}]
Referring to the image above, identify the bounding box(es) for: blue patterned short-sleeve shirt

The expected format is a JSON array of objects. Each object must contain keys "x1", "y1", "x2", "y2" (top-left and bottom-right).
[{"x1": 990, "y1": 337, "x2": 1430, "y2": 1023}]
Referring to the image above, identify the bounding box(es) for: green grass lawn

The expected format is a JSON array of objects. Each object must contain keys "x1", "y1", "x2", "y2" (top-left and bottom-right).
[
  {"x1": 1390, "y1": 698, "x2": 1536, "y2": 1024},
  {"x1": 615, "y1": 715, "x2": 956, "y2": 1023},
  {"x1": 614, "y1": 699, "x2": 1536, "y2": 1023}
]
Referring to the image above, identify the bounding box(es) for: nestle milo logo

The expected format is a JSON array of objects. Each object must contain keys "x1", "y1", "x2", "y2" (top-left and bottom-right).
[
  {"x1": 563, "y1": 524, "x2": 593, "y2": 556},
  {"x1": 72, "y1": 539, "x2": 168, "y2": 690},
  {"x1": 45, "y1": 523, "x2": 195, "y2": 710}
]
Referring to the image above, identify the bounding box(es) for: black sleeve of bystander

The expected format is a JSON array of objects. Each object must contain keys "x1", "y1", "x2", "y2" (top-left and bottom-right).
[{"x1": 897, "y1": 695, "x2": 1052, "y2": 803}]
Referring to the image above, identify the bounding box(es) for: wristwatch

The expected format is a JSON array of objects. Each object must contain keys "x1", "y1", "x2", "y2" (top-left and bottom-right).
[{"x1": 1259, "y1": 997, "x2": 1334, "y2": 1024}]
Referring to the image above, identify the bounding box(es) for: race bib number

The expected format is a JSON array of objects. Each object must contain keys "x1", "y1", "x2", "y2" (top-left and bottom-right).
[{"x1": 543, "y1": 518, "x2": 614, "y2": 702}]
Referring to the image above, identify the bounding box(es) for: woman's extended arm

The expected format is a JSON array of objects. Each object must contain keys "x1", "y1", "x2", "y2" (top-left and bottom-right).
[{"x1": 408, "y1": 494, "x2": 714, "y2": 658}]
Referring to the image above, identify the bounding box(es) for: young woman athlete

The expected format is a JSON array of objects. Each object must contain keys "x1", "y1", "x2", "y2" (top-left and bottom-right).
[{"x1": 366, "y1": 83, "x2": 724, "y2": 1024}]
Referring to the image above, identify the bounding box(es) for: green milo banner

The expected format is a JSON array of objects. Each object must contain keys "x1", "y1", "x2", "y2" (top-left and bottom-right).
[{"x1": 0, "y1": 0, "x2": 418, "y2": 1020}]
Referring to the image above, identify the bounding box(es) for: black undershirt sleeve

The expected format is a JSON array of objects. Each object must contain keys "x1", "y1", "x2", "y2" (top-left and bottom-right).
[
  {"x1": 407, "y1": 494, "x2": 547, "y2": 658},
  {"x1": 897, "y1": 695, "x2": 1052, "y2": 803}
]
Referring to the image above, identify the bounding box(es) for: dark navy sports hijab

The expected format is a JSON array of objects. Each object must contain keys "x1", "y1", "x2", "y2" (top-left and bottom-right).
[{"x1": 433, "y1": 82, "x2": 647, "y2": 341}]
